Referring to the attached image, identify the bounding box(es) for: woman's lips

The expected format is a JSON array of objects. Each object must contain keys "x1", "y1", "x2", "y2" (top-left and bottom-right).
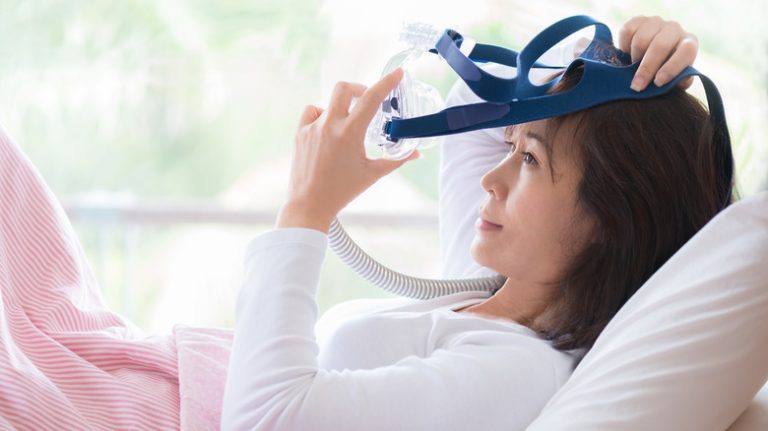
[{"x1": 475, "y1": 217, "x2": 503, "y2": 230}]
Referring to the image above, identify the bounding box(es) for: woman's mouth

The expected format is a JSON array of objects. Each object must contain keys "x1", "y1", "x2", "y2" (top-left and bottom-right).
[{"x1": 475, "y1": 217, "x2": 503, "y2": 230}]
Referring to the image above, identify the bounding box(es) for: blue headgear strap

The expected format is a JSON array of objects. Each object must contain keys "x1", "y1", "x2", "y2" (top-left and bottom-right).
[
  {"x1": 386, "y1": 16, "x2": 727, "y2": 138},
  {"x1": 384, "y1": 15, "x2": 733, "y2": 205}
]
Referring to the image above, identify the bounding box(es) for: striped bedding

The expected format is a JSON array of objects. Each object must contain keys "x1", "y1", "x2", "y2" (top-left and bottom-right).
[{"x1": 0, "y1": 126, "x2": 233, "y2": 430}]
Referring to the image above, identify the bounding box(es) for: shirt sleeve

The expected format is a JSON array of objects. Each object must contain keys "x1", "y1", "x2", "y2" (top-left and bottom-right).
[{"x1": 221, "y1": 227, "x2": 560, "y2": 431}]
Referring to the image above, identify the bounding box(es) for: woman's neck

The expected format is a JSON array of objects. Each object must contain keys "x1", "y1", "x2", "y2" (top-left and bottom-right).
[{"x1": 456, "y1": 277, "x2": 554, "y2": 326}]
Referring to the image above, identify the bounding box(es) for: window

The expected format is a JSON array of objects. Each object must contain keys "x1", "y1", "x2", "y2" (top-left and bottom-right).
[{"x1": 1, "y1": 0, "x2": 763, "y2": 332}]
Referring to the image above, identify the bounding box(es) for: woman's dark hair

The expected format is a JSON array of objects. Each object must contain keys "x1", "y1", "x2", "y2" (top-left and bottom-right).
[{"x1": 528, "y1": 65, "x2": 735, "y2": 361}]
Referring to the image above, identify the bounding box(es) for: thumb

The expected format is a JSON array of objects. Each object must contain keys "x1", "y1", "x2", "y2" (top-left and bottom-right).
[{"x1": 369, "y1": 150, "x2": 421, "y2": 177}]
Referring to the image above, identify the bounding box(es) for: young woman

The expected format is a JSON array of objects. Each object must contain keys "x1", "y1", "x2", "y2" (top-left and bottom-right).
[{"x1": 222, "y1": 15, "x2": 732, "y2": 431}]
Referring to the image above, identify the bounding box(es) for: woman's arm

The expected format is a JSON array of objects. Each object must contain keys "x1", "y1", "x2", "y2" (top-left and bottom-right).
[
  {"x1": 221, "y1": 227, "x2": 562, "y2": 431},
  {"x1": 226, "y1": 67, "x2": 563, "y2": 430}
]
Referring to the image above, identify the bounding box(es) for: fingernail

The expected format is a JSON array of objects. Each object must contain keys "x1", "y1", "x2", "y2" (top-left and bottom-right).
[
  {"x1": 630, "y1": 75, "x2": 646, "y2": 92},
  {"x1": 654, "y1": 72, "x2": 669, "y2": 87}
]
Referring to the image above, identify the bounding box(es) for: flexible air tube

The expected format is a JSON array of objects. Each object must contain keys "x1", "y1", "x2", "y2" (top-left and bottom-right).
[{"x1": 328, "y1": 218, "x2": 505, "y2": 300}]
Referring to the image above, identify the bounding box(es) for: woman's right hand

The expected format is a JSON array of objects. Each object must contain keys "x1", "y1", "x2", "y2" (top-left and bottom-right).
[
  {"x1": 275, "y1": 68, "x2": 419, "y2": 233},
  {"x1": 618, "y1": 15, "x2": 699, "y2": 92}
]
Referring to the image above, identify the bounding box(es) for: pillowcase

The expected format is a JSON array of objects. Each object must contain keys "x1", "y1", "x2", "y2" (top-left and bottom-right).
[
  {"x1": 526, "y1": 191, "x2": 768, "y2": 431},
  {"x1": 727, "y1": 383, "x2": 768, "y2": 430}
]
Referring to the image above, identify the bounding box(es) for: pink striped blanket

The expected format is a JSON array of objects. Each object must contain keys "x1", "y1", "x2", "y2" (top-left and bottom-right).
[{"x1": 0, "y1": 126, "x2": 233, "y2": 430}]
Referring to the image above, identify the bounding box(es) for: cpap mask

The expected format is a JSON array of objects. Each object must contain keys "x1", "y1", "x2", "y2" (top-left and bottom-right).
[
  {"x1": 334, "y1": 15, "x2": 734, "y2": 300},
  {"x1": 366, "y1": 15, "x2": 730, "y2": 162},
  {"x1": 364, "y1": 23, "x2": 461, "y2": 159}
]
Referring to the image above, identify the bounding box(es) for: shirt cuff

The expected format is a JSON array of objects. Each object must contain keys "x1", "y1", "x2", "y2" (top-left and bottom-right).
[{"x1": 245, "y1": 227, "x2": 328, "y2": 259}]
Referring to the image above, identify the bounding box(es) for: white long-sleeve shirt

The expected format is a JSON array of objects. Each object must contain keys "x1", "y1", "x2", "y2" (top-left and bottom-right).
[{"x1": 222, "y1": 53, "x2": 580, "y2": 431}]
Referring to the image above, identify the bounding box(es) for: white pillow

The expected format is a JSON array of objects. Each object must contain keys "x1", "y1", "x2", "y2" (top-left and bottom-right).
[{"x1": 526, "y1": 191, "x2": 768, "y2": 431}]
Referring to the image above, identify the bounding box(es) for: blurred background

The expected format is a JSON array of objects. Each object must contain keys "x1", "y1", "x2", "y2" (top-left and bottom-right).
[{"x1": 0, "y1": 0, "x2": 765, "y2": 334}]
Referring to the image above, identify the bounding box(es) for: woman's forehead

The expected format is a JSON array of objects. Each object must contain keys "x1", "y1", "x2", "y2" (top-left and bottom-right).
[
  {"x1": 505, "y1": 121, "x2": 554, "y2": 154},
  {"x1": 504, "y1": 120, "x2": 549, "y2": 140}
]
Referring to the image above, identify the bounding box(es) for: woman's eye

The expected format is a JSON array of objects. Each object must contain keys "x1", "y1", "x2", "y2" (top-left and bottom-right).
[
  {"x1": 505, "y1": 141, "x2": 537, "y2": 166},
  {"x1": 522, "y1": 152, "x2": 537, "y2": 165}
]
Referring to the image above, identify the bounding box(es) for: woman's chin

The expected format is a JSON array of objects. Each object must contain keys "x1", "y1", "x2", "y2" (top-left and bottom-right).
[{"x1": 469, "y1": 240, "x2": 494, "y2": 271}]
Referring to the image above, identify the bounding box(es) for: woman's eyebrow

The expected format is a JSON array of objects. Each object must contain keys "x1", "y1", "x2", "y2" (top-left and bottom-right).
[{"x1": 525, "y1": 131, "x2": 551, "y2": 154}]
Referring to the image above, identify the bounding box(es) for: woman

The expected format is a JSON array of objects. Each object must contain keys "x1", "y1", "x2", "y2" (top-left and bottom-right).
[{"x1": 222, "y1": 15, "x2": 732, "y2": 431}]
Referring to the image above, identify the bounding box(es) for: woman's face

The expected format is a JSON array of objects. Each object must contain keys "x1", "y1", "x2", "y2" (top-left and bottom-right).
[{"x1": 470, "y1": 119, "x2": 594, "y2": 285}]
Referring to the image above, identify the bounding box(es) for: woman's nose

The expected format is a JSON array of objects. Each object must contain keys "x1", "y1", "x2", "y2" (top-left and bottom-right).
[{"x1": 480, "y1": 162, "x2": 508, "y2": 200}]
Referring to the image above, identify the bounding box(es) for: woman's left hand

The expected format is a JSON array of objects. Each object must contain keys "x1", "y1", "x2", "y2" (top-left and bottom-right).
[
  {"x1": 276, "y1": 68, "x2": 420, "y2": 233},
  {"x1": 618, "y1": 15, "x2": 699, "y2": 91}
]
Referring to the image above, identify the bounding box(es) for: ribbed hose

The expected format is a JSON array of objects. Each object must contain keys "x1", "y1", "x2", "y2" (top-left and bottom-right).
[{"x1": 328, "y1": 218, "x2": 506, "y2": 300}]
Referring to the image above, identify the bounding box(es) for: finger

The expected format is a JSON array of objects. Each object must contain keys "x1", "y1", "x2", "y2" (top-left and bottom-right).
[
  {"x1": 632, "y1": 23, "x2": 682, "y2": 91},
  {"x1": 618, "y1": 15, "x2": 645, "y2": 54},
  {"x1": 677, "y1": 76, "x2": 694, "y2": 90},
  {"x1": 327, "y1": 81, "x2": 367, "y2": 118},
  {"x1": 350, "y1": 68, "x2": 404, "y2": 125},
  {"x1": 298, "y1": 105, "x2": 324, "y2": 127},
  {"x1": 629, "y1": 16, "x2": 664, "y2": 63},
  {"x1": 654, "y1": 34, "x2": 699, "y2": 87}
]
